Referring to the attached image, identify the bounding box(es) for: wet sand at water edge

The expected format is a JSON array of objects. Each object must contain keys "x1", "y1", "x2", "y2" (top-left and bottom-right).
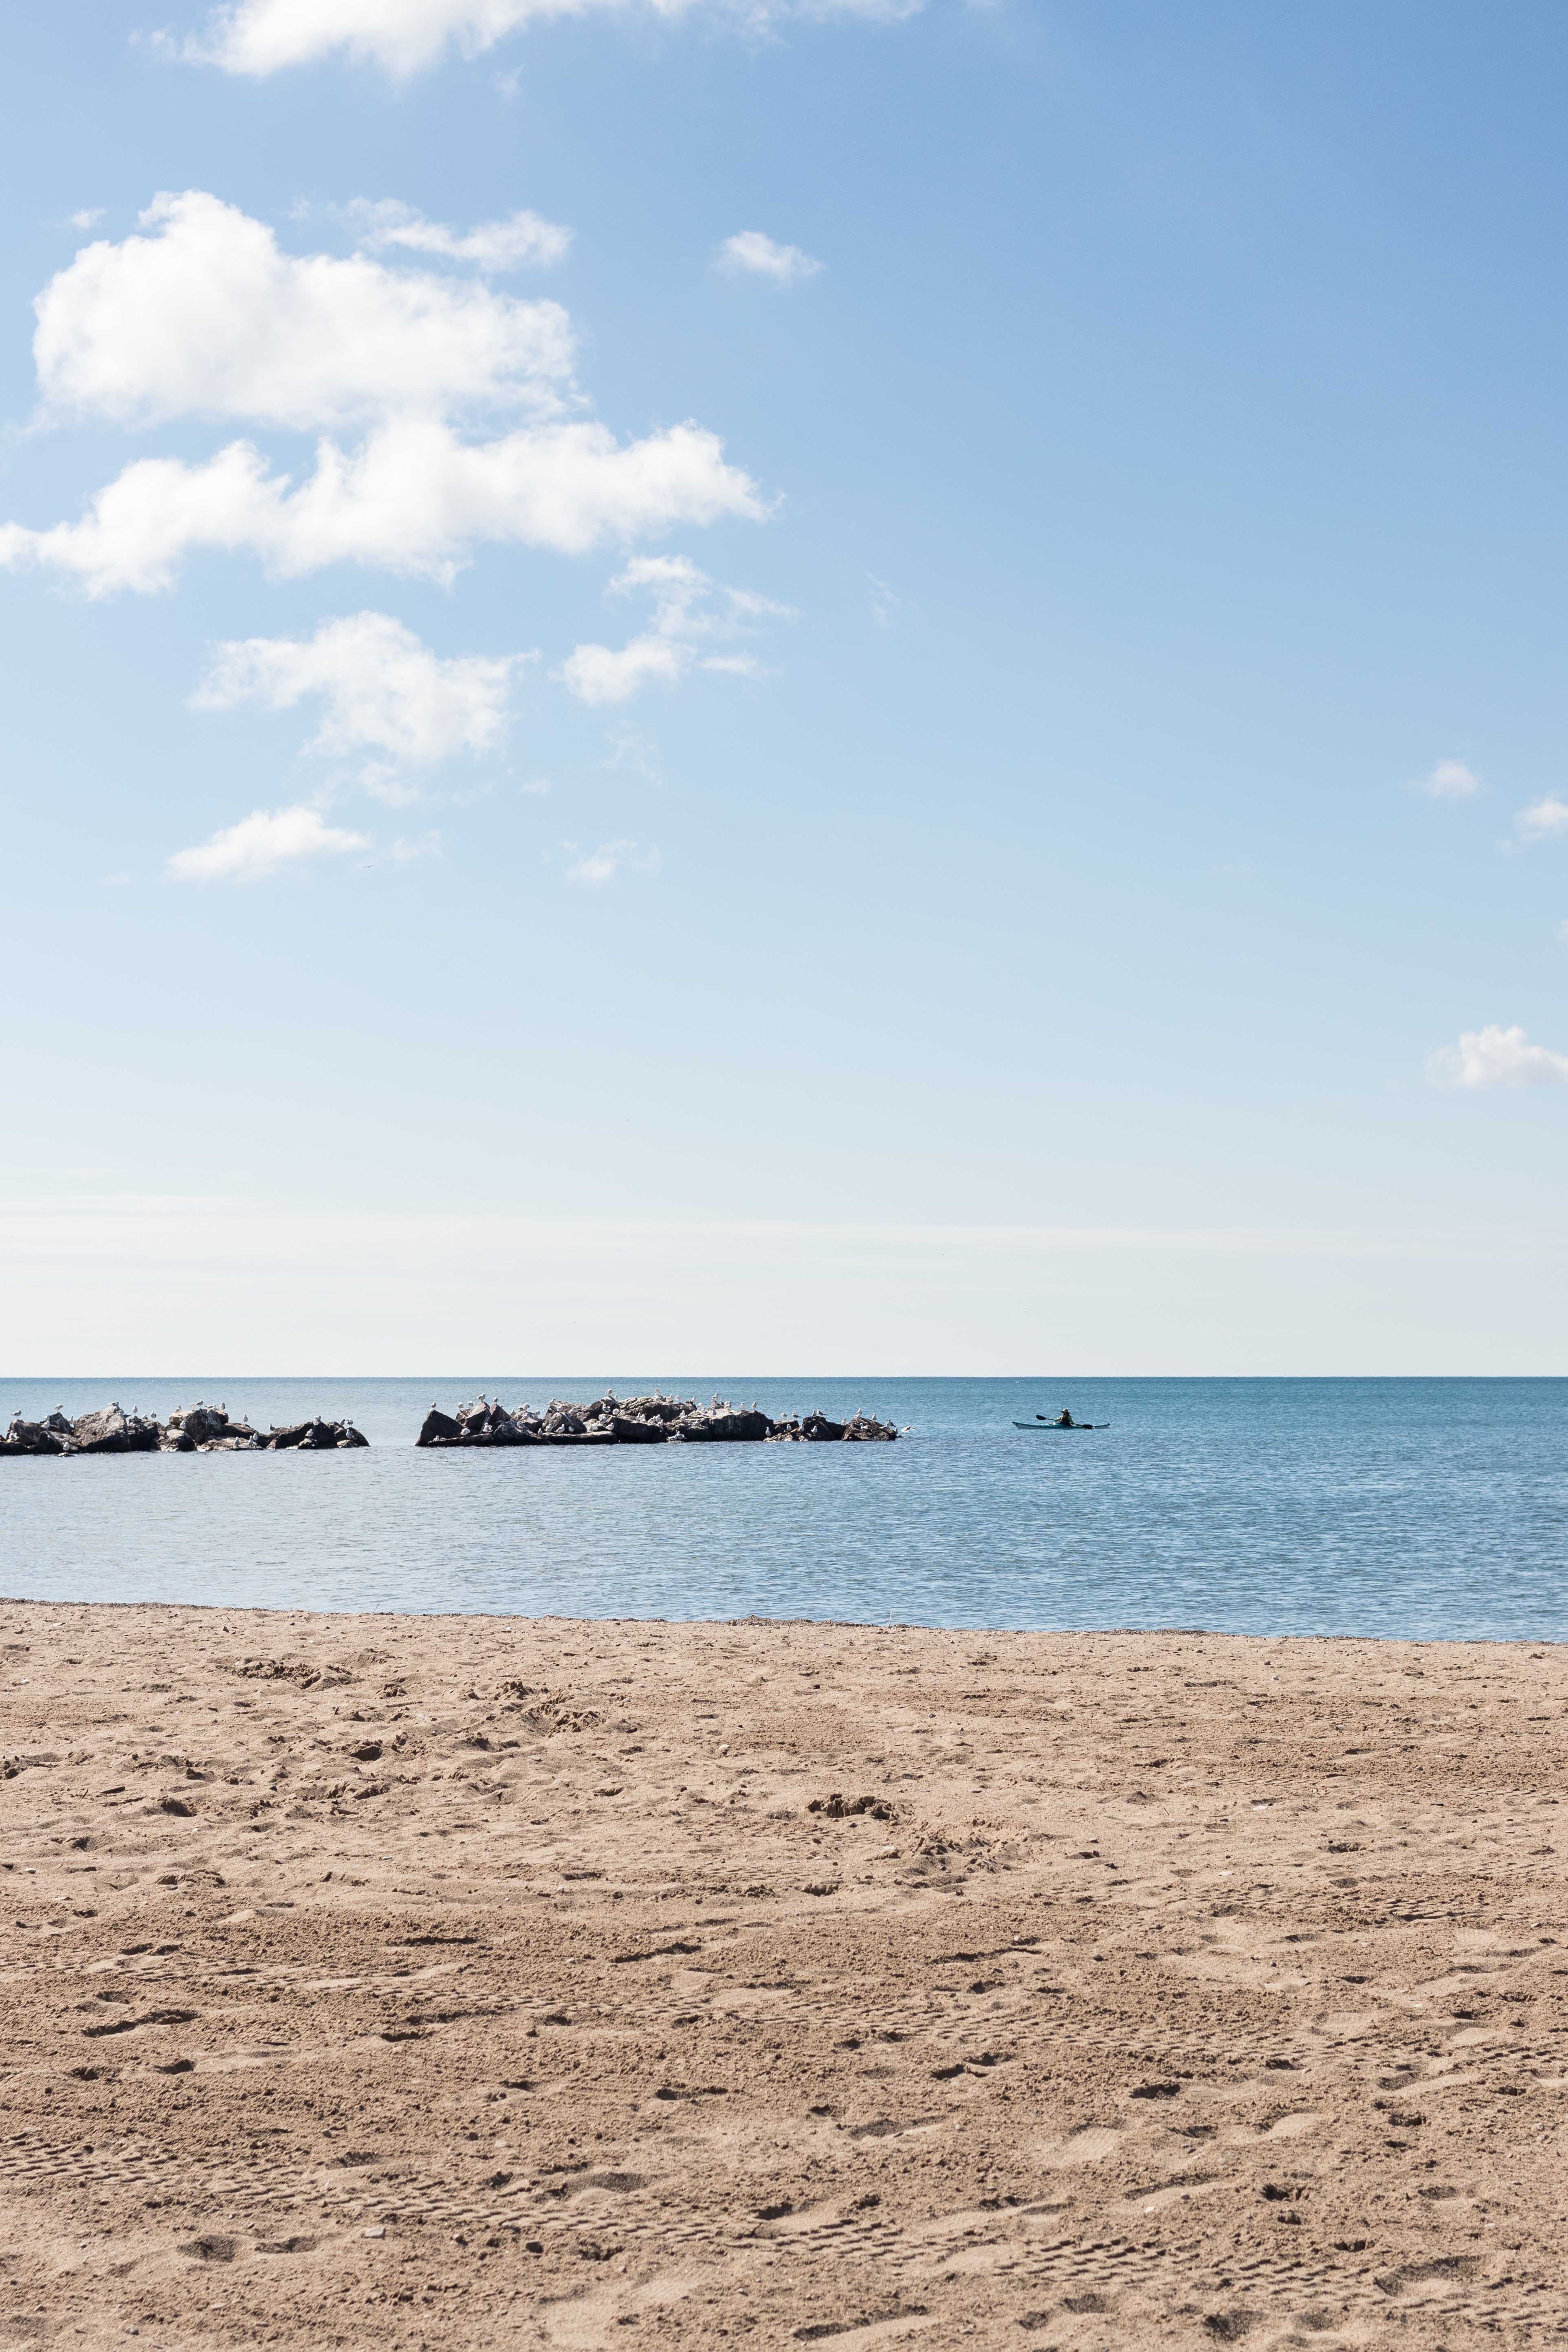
[{"x1": 3, "y1": 1602, "x2": 1568, "y2": 2349}]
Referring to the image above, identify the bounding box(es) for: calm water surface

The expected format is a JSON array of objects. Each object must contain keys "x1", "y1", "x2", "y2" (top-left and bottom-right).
[{"x1": 2, "y1": 1377, "x2": 1565, "y2": 1639}]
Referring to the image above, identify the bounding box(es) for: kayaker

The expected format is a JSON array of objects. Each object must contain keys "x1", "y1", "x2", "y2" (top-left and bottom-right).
[{"x1": 1056, "y1": 1408, "x2": 1076, "y2": 1427}]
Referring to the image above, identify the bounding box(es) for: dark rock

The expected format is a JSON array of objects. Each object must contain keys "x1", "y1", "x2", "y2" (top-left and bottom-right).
[
  {"x1": 460, "y1": 1400, "x2": 521, "y2": 1438},
  {"x1": 78, "y1": 1410, "x2": 132, "y2": 1449},
  {"x1": 413, "y1": 1393, "x2": 893, "y2": 1448},
  {"x1": 673, "y1": 1409, "x2": 773, "y2": 1442},
  {"x1": 168, "y1": 1404, "x2": 229, "y2": 1443},
  {"x1": 429, "y1": 1399, "x2": 543, "y2": 1447},
  {"x1": 619, "y1": 1395, "x2": 686, "y2": 1424},
  {"x1": 5, "y1": 1404, "x2": 365, "y2": 1457},
  {"x1": 2, "y1": 1418, "x2": 66, "y2": 1456}
]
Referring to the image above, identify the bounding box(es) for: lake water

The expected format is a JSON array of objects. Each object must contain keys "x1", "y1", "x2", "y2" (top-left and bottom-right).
[{"x1": 2, "y1": 1377, "x2": 1565, "y2": 1641}]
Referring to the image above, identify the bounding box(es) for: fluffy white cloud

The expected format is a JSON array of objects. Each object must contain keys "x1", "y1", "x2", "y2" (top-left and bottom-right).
[
  {"x1": 1427, "y1": 1023, "x2": 1568, "y2": 1088},
  {"x1": 1, "y1": 195, "x2": 768, "y2": 593},
  {"x1": 34, "y1": 191, "x2": 572, "y2": 430},
  {"x1": 558, "y1": 634, "x2": 685, "y2": 704},
  {"x1": 167, "y1": 803, "x2": 370, "y2": 882},
  {"x1": 181, "y1": 0, "x2": 918, "y2": 77},
  {"x1": 344, "y1": 198, "x2": 571, "y2": 271},
  {"x1": 1516, "y1": 795, "x2": 1568, "y2": 841},
  {"x1": 191, "y1": 611, "x2": 525, "y2": 793},
  {"x1": 1410, "y1": 757, "x2": 1480, "y2": 801},
  {"x1": 0, "y1": 417, "x2": 765, "y2": 594},
  {"x1": 716, "y1": 230, "x2": 822, "y2": 284},
  {"x1": 555, "y1": 553, "x2": 789, "y2": 704},
  {"x1": 565, "y1": 837, "x2": 659, "y2": 885}
]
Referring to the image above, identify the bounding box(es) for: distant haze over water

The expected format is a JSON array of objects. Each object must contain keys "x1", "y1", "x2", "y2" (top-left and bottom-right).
[{"x1": 3, "y1": 1379, "x2": 1565, "y2": 1643}]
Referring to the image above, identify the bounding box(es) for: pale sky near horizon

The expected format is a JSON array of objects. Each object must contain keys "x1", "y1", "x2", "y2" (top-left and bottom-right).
[{"x1": 4, "y1": 2, "x2": 1568, "y2": 1374}]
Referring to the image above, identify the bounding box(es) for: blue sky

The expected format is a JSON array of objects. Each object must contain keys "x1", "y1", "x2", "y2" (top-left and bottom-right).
[{"x1": 4, "y1": 0, "x2": 1568, "y2": 1373}]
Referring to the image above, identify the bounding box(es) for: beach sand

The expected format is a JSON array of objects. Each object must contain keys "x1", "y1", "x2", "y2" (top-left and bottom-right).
[{"x1": 2, "y1": 1603, "x2": 1566, "y2": 2349}]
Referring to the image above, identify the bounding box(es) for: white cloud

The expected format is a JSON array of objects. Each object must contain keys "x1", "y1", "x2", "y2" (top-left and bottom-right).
[
  {"x1": 180, "y1": 0, "x2": 919, "y2": 78},
  {"x1": 0, "y1": 194, "x2": 768, "y2": 594},
  {"x1": 1516, "y1": 795, "x2": 1568, "y2": 842},
  {"x1": 565, "y1": 836, "x2": 658, "y2": 886},
  {"x1": 0, "y1": 416, "x2": 765, "y2": 594},
  {"x1": 167, "y1": 803, "x2": 370, "y2": 882},
  {"x1": 602, "y1": 725, "x2": 663, "y2": 783},
  {"x1": 33, "y1": 191, "x2": 572, "y2": 430},
  {"x1": 1410, "y1": 757, "x2": 1480, "y2": 801},
  {"x1": 555, "y1": 552, "x2": 789, "y2": 704},
  {"x1": 1427, "y1": 1023, "x2": 1568, "y2": 1088},
  {"x1": 70, "y1": 208, "x2": 106, "y2": 231},
  {"x1": 716, "y1": 230, "x2": 822, "y2": 284},
  {"x1": 867, "y1": 570, "x2": 901, "y2": 628},
  {"x1": 191, "y1": 611, "x2": 525, "y2": 791},
  {"x1": 558, "y1": 633, "x2": 685, "y2": 704},
  {"x1": 344, "y1": 198, "x2": 571, "y2": 271}
]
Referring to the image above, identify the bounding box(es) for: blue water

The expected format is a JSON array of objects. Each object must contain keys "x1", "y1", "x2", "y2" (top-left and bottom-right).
[{"x1": 1, "y1": 1377, "x2": 1565, "y2": 1640}]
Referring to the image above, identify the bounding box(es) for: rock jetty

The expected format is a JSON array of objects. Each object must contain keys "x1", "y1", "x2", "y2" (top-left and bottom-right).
[
  {"x1": 417, "y1": 1393, "x2": 899, "y2": 1448},
  {"x1": 1, "y1": 1404, "x2": 368, "y2": 1456}
]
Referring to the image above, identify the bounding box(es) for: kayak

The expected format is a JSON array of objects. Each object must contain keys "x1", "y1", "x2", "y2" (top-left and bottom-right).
[{"x1": 1012, "y1": 1421, "x2": 1108, "y2": 1430}]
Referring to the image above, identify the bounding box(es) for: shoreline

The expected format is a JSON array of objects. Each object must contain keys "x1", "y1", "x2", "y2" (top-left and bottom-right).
[
  {"x1": 4, "y1": 1602, "x2": 1564, "y2": 2345},
  {"x1": 5, "y1": 1594, "x2": 1562, "y2": 1648}
]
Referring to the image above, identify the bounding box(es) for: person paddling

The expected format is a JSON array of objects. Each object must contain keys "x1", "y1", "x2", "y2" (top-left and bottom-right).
[{"x1": 1055, "y1": 1408, "x2": 1076, "y2": 1428}]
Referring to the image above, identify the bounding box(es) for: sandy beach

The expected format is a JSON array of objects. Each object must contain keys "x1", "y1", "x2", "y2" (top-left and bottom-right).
[{"x1": 2, "y1": 1603, "x2": 1566, "y2": 2349}]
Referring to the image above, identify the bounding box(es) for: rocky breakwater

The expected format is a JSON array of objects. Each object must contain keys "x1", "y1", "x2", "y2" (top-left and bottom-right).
[
  {"x1": 1, "y1": 1403, "x2": 368, "y2": 1456},
  {"x1": 417, "y1": 1392, "x2": 899, "y2": 1447}
]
